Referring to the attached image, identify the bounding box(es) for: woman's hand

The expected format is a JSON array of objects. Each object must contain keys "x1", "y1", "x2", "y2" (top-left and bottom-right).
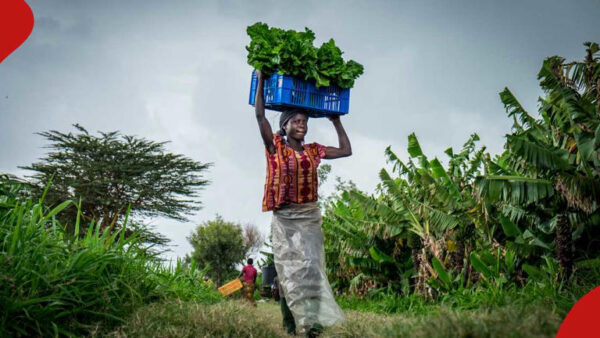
[{"x1": 324, "y1": 114, "x2": 351, "y2": 159}]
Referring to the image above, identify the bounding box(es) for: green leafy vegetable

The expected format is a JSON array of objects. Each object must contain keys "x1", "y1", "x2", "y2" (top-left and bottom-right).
[{"x1": 246, "y1": 22, "x2": 364, "y2": 88}]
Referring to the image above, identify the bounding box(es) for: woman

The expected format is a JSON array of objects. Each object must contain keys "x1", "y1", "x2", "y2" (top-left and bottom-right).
[
  {"x1": 254, "y1": 70, "x2": 351, "y2": 336},
  {"x1": 239, "y1": 258, "x2": 258, "y2": 306}
]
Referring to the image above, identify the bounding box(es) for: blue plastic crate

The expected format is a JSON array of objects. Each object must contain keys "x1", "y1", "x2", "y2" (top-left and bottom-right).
[{"x1": 248, "y1": 70, "x2": 350, "y2": 117}]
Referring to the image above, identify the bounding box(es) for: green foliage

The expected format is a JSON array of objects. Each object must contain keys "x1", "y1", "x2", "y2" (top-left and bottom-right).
[
  {"x1": 246, "y1": 22, "x2": 364, "y2": 88},
  {"x1": 317, "y1": 163, "x2": 332, "y2": 185},
  {"x1": 429, "y1": 256, "x2": 454, "y2": 291},
  {"x1": 187, "y1": 216, "x2": 247, "y2": 286},
  {"x1": 323, "y1": 42, "x2": 600, "y2": 299},
  {"x1": 467, "y1": 248, "x2": 518, "y2": 288},
  {"x1": 0, "y1": 188, "x2": 220, "y2": 337},
  {"x1": 112, "y1": 298, "x2": 565, "y2": 338},
  {"x1": 0, "y1": 174, "x2": 33, "y2": 204},
  {"x1": 337, "y1": 261, "x2": 600, "y2": 319},
  {"x1": 477, "y1": 42, "x2": 600, "y2": 277},
  {"x1": 19, "y1": 124, "x2": 211, "y2": 245},
  {"x1": 323, "y1": 131, "x2": 486, "y2": 295}
]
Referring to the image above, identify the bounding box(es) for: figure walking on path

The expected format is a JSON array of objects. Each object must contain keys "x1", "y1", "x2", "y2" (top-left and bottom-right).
[
  {"x1": 254, "y1": 70, "x2": 351, "y2": 337},
  {"x1": 239, "y1": 258, "x2": 258, "y2": 306}
]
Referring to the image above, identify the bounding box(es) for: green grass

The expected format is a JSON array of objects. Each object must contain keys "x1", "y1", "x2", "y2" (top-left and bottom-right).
[
  {"x1": 334, "y1": 262, "x2": 600, "y2": 318},
  {"x1": 106, "y1": 270, "x2": 600, "y2": 337},
  {"x1": 0, "y1": 196, "x2": 220, "y2": 337},
  {"x1": 106, "y1": 298, "x2": 562, "y2": 337},
  {"x1": 334, "y1": 303, "x2": 561, "y2": 338},
  {"x1": 102, "y1": 300, "x2": 283, "y2": 338},
  {"x1": 2, "y1": 179, "x2": 597, "y2": 337},
  {"x1": 335, "y1": 284, "x2": 578, "y2": 317}
]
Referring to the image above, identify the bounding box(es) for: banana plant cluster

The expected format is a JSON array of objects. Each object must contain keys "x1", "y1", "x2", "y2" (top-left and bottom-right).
[
  {"x1": 476, "y1": 42, "x2": 600, "y2": 277},
  {"x1": 322, "y1": 132, "x2": 489, "y2": 296},
  {"x1": 322, "y1": 42, "x2": 600, "y2": 297}
]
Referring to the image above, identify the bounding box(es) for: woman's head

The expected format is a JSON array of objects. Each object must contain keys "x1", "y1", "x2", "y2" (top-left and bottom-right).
[{"x1": 279, "y1": 108, "x2": 308, "y2": 141}]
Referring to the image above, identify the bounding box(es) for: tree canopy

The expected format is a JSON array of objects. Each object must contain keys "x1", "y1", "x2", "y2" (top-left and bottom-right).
[
  {"x1": 20, "y1": 124, "x2": 212, "y2": 239},
  {"x1": 187, "y1": 216, "x2": 262, "y2": 286}
]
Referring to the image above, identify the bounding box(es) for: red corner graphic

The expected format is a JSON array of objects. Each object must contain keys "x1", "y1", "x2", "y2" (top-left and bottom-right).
[
  {"x1": 0, "y1": 0, "x2": 34, "y2": 63},
  {"x1": 556, "y1": 285, "x2": 600, "y2": 337}
]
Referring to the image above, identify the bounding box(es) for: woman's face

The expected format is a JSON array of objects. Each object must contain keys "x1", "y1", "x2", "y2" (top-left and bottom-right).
[{"x1": 284, "y1": 113, "x2": 308, "y2": 141}]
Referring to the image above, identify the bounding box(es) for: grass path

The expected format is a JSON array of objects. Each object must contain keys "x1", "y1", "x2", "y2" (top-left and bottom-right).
[{"x1": 104, "y1": 298, "x2": 561, "y2": 337}]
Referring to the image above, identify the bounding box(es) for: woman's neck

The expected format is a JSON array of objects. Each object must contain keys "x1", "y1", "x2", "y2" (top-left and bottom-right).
[{"x1": 286, "y1": 137, "x2": 304, "y2": 152}]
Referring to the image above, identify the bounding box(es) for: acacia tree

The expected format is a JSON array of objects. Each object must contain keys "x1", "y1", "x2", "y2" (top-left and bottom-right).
[{"x1": 20, "y1": 124, "x2": 211, "y2": 239}]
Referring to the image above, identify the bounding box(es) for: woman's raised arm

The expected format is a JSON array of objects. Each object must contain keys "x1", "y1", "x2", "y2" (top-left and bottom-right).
[
  {"x1": 255, "y1": 71, "x2": 276, "y2": 154},
  {"x1": 324, "y1": 115, "x2": 352, "y2": 159}
]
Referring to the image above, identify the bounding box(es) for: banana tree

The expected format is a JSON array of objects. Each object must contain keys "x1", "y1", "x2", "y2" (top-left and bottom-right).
[
  {"x1": 383, "y1": 133, "x2": 490, "y2": 286},
  {"x1": 476, "y1": 42, "x2": 600, "y2": 277},
  {"x1": 322, "y1": 132, "x2": 490, "y2": 296},
  {"x1": 322, "y1": 189, "x2": 413, "y2": 293}
]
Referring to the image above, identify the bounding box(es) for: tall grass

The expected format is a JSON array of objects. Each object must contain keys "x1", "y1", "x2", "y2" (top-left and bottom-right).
[{"x1": 0, "y1": 185, "x2": 220, "y2": 336}]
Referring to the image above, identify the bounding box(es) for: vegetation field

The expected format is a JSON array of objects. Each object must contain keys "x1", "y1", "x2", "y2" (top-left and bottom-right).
[
  {"x1": 1, "y1": 44, "x2": 599, "y2": 337},
  {"x1": 103, "y1": 298, "x2": 563, "y2": 337}
]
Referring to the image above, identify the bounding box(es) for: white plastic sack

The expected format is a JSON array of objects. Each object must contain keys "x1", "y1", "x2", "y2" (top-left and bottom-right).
[{"x1": 271, "y1": 202, "x2": 346, "y2": 333}]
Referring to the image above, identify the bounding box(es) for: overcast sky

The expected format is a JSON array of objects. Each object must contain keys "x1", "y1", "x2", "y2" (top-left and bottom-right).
[{"x1": 1, "y1": 0, "x2": 599, "y2": 262}]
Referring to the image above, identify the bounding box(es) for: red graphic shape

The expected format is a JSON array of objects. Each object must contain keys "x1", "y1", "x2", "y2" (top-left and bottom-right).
[
  {"x1": 0, "y1": 0, "x2": 34, "y2": 63},
  {"x1": 556, "y1": 285, "x2": 600, "y2": 337}
]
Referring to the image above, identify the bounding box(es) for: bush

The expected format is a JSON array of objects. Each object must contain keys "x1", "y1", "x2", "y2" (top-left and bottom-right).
[{"x1": 0, "y1": 192, "x2": 221, "y2": 336}]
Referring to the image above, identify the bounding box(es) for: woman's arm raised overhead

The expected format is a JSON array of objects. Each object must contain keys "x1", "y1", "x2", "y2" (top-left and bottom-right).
[
  {"x1": 255, "y1": 71, "x2": 276, "y2": 154},
  {"x1": 324, "y1": 115, "x2": 352, "y2": 159}
]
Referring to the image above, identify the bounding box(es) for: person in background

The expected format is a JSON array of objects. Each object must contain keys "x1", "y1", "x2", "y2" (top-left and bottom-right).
[
  {"x1": 239, "y1": 258, "x2": 258, "y2": 307},
  {"x1": 203, "y1": 275, "x2": 215, "y2": 289}
]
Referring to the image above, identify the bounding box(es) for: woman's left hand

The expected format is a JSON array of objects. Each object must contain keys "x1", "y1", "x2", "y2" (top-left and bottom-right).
[
  {"x1": 327, "y1": 115, "x2": 340, "y2": 122},
  {"x1": 323, "y1": 114, "x2": 351, "y2": 159}
]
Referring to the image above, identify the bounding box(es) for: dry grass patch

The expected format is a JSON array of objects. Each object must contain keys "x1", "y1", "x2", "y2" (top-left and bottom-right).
[
  {"x1": 103, "y1": 300, "x2": 284, "y2": 338},
  {"x1": 326, "y1": 304, "x2": 561, "y2": 337},
  {"x1": 104, "y1": 299, "x2": 562, "y2": 338}
]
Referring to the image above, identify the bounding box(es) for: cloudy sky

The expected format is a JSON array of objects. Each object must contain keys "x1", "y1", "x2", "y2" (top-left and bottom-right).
[{"x1": 1, "y1": 0, "x2": 599, "y2": 262}]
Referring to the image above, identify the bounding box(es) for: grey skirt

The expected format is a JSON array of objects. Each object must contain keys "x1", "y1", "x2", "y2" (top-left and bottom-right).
[{"x1": 271, "y1": 202, "x2": 345, "y2": 332}]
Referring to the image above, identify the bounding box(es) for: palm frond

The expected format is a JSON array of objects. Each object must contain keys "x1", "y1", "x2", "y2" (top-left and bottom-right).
[
  {"x1": 475, "y1": 175, "x2": 554, "y2": 204},
  {"x1": 408, "y1": 133, "x2": 431, "y2": 170},
  {"x1": 384, "y1": 146, "x2": 409, "y2": 175},
  {"x1": 507, "y1": 134, "x2": 569, "y2": 170},
  {"x1": 500, "y1": 88, "x2": 537, "y2": 130},
  {"x1": 424, "y1": 205, "x2": 460, "y2": 231}
]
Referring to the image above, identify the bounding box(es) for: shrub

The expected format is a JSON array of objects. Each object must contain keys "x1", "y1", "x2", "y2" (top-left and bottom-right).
[{"x1": 0, "y1": 191, "x2": 220, "y2": 336}]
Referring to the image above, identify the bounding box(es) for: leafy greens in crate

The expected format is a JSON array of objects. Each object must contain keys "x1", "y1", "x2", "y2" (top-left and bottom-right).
[{"x1": 246, "y1": 22, "x2": 364, "y2": 89}]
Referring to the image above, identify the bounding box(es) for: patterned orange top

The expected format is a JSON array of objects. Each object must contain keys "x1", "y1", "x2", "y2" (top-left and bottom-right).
[{"x1": 262, "y1": 134, "x2": 327, "y2": 211}]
